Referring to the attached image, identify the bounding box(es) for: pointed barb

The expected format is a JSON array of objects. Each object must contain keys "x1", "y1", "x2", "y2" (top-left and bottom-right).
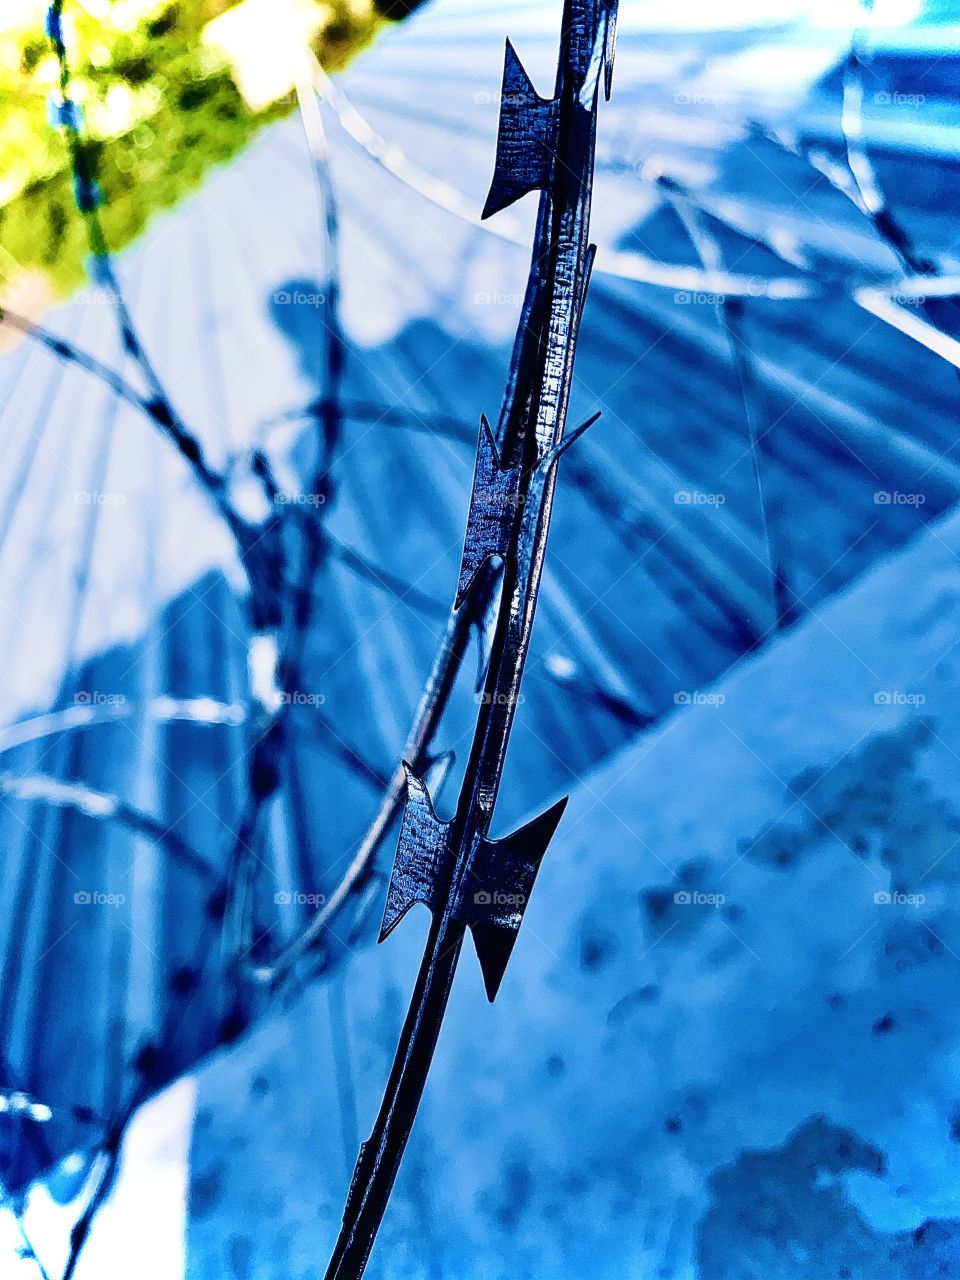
[
  {"x1": 473, "y1": 608, "x2": 496, "y2": 694},
  {"x1": 471, "y1": 562, "x2": 503, "y2": 691},
  {"x1": 603, "y1": 2, "x2": 620, "y2": 101},
  {"x1": 455, "y1": 415, "x2": 522, "y2": 607},
  {"x1": 468, "y1": 925, "x2": 517, "y2": 1004},
  {"x1": 378, "y1": 764, "x2": 450, "y2": 942},
  {"x1": 537, "y1": 411, "x2": 601, "y2": 474},
  {"x1": 481, "y1": 40, "x2": 557, "y2": 220},
  {"x1": 454, "y1": 795, "x2": 569, "y2": 999},
  {"x1": 577, "y1": 243, "x2": 597, "y2": 331},
  {"x1": 480, "y1": 412, "x2": 503, "y2": 469},
  {"x1": 422, "y1": 750, "x2": 456, "y2": 803}
]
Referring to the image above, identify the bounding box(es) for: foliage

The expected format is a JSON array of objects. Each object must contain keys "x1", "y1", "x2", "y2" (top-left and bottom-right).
[{"x1": 0, "y1": 1, "x2": 385, "y2": 296}]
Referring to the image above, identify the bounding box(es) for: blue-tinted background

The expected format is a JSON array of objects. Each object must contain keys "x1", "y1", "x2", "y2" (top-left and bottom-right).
[{"x1": 2, "y1": 1, "x2": 960, "y2": 1275}]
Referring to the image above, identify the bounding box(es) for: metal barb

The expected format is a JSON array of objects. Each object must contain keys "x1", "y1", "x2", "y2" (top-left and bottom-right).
[{"x1": 323, "y1": 3, "x2": 617, "y2": 1277}]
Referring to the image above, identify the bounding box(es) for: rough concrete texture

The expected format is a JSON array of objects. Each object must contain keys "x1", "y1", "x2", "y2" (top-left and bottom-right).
[{"x1": 181, "y1": 506, "x2": 960, "y2": 1279}]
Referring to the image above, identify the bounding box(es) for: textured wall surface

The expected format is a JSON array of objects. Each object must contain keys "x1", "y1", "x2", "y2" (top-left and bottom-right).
[{"x1": 178, "y1": 502, "x2": 960, "y2": 1279}]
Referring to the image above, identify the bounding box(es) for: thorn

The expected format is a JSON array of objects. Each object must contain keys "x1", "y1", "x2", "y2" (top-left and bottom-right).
[
  {"x1": 603, "y1": 2, "x2": 620, "y2": 101},
  {"x1": 473, "y1": 618, "x2": 494, "y2": 693},
  {"x1": 537, "y1": 411, "x2": 601, "y2": 472},
  {"x1": 422, "y1": 750, "x2": 456, "y2": 803},
  {"x1": 480, "y1": 412, "x2": 503, "y2": 469},
  {"x1": 472, "y1": 563, "x2": 503, "y2": 691},
  {"x1": 470, "y1": 925, "x2": 517, "y2": 1003},
  {"x1": 378, "y1": 763, "x2": 450, "y2": 943},
  {"x1": 456, "y1": 794, "x2": 569, "y2": 999},
  {"x1": 481, "y1": 40, "x2": 556, "y2": 220},
  {"x1": 578, "y1": 243, "x2": 597, "y2": 329},
  {"x1": 455, "y1": 414, "x2": 521, "y2": 607}
]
